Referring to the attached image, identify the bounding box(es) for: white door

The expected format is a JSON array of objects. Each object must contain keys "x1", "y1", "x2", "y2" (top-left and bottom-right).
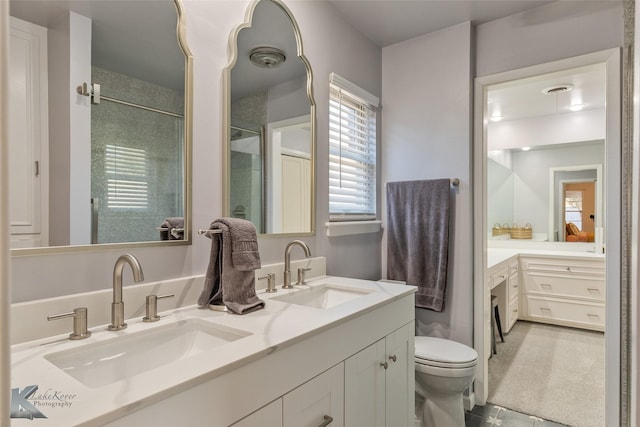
[
  {"x1": 385, "y1": 323, "x2": 414, "y2": 427},
  {"x1": 9, "y1": 17, "x2": 49, "y2": 248}
]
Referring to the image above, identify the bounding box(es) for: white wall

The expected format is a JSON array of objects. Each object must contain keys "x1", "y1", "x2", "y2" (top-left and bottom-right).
[
  {"x1": 10, "y1": 0, "x2": 383, "y2": 302},
  {"x1": 381, "y1": 22, "x2": 473, "y2": 344}
]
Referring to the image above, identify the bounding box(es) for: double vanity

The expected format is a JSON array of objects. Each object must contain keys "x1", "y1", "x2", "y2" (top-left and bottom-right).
[{"x1": 10, "y1": 267, "x2": 416, "y2": 426}]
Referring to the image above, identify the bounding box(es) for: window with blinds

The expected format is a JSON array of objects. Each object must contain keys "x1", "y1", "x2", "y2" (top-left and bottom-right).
[
  {"x1": 105, "y1": 144, "x2": 149, "y2": 209},
  {"x1": 329, "y1": 73, "x2": 378, "y2": 221}
]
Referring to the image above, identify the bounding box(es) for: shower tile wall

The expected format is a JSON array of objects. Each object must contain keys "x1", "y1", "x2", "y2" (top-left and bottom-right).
[{"x1": 91, "y1": 67, "x2": 184, "y2": 243}]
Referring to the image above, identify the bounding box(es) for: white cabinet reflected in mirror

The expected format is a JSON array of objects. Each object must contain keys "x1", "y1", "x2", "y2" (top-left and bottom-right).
[
  {"x1": 9, "y1": 0, "x2": 192, "y2": 251},
  {"x1": 224, "y1": 0, "x2": 315, "y2": 235},
  {"x1": 486, "y1": 62, "x2": 607, "y2": 245}
]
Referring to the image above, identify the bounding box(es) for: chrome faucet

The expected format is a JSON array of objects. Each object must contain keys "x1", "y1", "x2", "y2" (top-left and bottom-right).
[
  {"x1": 108, "y1": 253, "x2": 144, "y2": 331},
  {"x1": 283, "y1": 240, "x2": 311, "y2": 289}
]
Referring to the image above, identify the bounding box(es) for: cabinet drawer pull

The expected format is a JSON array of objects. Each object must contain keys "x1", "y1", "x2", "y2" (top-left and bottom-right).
[
  {"x1": 587, "y1": 288, "x2": 600, "y2": 294},
  {"x1": 540, "y1": 307, "x2": 551, "y2": 313},
  {"x1": 318, "y1": 415, "x2": 334, "y2": 427},
  {"x1": 566, "y1": 267, "x2": 571, "y2": 272},
  {"x1": 512, "y1": 309, "x2": 518, "y2": 313},
  {"x1": 541, "y1": 283, "x2": 552, "y2": 289},
  {"x1": 389, "y1": 354, "x2": 397, "y2": 362},
  {"x1": 380, "y1": 361, "x2": 388, "y2": 369},
  {"x1": 587, "y1": 314, "x2": 601, "y2": 320}
]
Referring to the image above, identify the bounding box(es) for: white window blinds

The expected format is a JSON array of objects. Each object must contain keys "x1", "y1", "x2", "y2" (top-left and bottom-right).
[{"x1": 329, "y1": 73, "x2": 378, "y2": 221}]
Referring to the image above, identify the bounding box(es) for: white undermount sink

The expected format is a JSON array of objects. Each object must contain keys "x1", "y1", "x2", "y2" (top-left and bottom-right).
[
  {"x1": 271, "y1": 283, "x2": 373, "y2": 309},
  {"x1": 44, "y1": 318, "x2": 251, "y2": 388}
]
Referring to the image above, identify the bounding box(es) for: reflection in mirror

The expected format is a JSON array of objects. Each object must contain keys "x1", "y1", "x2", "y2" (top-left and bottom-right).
[
  {"x1": 549, "y1": 164, "x2": 602, "y2": 243},
  {"x1": 486, "y1": 62, "x2": 606, "y2": 246},
  {"x1": 8, "y1": 0, "x2": 191, "y2": 250},
  {"x1": 225, "y1": 0, "x2": 315, "y2": 235}
]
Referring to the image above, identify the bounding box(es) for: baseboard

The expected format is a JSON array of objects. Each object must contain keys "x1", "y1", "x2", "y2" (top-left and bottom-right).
[{"x1": 464, "y1": 390, "x2": 475, "y2": 411}]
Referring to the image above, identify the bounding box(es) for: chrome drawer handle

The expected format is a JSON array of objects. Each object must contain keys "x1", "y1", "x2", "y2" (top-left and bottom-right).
[
  {"x1": 513, "y1": 309, "x2": 518, "y2": 313},
  {"x1": 389, "y1": 354, "x2": 397, "y2": 362},
  {"x1": 318, "y1": 415, "x2": 334, "y2": 427},
  {"x1": 540, "y1": 307, "x2": 551, "y2": 313},
  {"x1": 541, "y1": 283, "x2": 552, "y2": 288},
  {"x1": 587, "y1": 314, "x2": 600, "y2": 320},
  {"x1": 566, "y1": 267, "x2": 571, "y2": 272},
  {"x1": 587, "y1": 288, "x2": 600, "y2": 293},
  {"x1": 380, "y1": 361, "x2": 388, "y2": 369}
]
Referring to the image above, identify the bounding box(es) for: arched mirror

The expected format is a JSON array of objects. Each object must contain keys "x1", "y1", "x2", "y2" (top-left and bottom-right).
[
  {"x1": 224, "y1": 0, "x2": 315, "y2": 235},
  {"x1": 8, "y1": 0, "x2": 192, "y2": 252}
]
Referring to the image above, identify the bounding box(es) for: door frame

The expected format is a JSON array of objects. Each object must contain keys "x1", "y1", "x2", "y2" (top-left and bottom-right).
[{"x1": 472, "y1": 48, "x2": 622, "y2": 425}]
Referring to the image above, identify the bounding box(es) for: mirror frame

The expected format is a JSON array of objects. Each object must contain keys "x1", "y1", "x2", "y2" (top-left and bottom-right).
[
  {"x1": 222, "y1": 0, "x2": 316, "y2": 237},
  {"x1": 11, "y1": 0, "x2": 193, "y2": 256}
]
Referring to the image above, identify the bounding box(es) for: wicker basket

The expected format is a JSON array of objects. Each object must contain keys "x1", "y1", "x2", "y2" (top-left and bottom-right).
[
  {"x1": 510, "y1": 227, "x2": 532, "y2": 239},
  {"x1": 492, "y1": 227, "x2": 510, "y2": 236}
]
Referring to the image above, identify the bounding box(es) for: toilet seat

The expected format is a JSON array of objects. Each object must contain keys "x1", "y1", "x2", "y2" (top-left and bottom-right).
[{"x1": 415, "y1": 336, "x2": 478, "y2": 369}]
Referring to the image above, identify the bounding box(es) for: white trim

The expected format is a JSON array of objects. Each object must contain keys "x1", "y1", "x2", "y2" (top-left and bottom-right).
[
  {"x1": 325, "y1": 220, "x2": 382, "y2": 237},
  {"x1": 473, "y1": 49, "x2": 621, "y2": 426},
  {"x1": 547, "y1": 164, "x2": 603, "y2": 245},
  {"x1": 329, "y1": 72, "x2": 379, "y2": 107}
]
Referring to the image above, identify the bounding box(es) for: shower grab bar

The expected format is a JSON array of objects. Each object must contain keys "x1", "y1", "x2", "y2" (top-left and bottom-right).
[{"x1": 77, "y1": 82, "x2": 183, "y2": 118}]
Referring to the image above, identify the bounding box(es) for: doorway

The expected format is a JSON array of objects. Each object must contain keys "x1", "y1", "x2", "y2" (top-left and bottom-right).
[{"x1": 473, "y1": 48, "x2": 621, "y2": 425}]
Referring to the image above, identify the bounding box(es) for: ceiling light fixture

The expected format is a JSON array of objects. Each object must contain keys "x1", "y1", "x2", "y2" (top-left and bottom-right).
[
  {"x1": 249, "y1": 47, "x2": 286, "y2": 68},
  {"x1": 569, "y1": 103, "x2": 586, "y2": 112},
  {"x1": 521, "y1": 147, "x2": 531, "y2": 151},
  {"x1": 541, "y1": 84, "x2": 573, "y2": 95}
]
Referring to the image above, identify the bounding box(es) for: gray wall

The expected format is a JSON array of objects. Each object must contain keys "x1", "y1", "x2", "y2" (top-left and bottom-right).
[
  {"x1": 381, "y1": 1, "x2": 623, "y2": 346},
  {"x1": 381, "y1": 22, "x2": 473, "y2": 344}
]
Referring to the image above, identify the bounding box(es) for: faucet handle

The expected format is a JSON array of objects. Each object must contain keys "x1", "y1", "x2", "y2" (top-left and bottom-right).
[
  {"x1": 296, "y1": 267, "x2": 312, "y2": 285},
  {"x1": 258, "y1": 273, "x2": 277, "y2": 293},
  {"x1": 48, "y1": 307, "x2": 92, "y2": 340},
  {"x1": 143, "y1": 294, "x2": 174, "y2": 322}
]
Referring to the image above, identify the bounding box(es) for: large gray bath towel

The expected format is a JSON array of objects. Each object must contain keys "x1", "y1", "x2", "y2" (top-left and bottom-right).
[
  {"x1": 386, "y1": 179, "x2": 450, "y2": 312},
  {"x1": 197, "y1": 218, "x2": 264, "y2": 314}
]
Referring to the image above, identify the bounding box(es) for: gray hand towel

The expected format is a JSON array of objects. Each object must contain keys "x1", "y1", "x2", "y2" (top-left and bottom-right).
[
  {"x1": 386, "y1": 179, "x2": 450, "y2": 312},
  {"x1": 159, "y1": 217, "x2": 184, "y2": 240},
  {"x1": 197, "y1": 218, "x2": 264, "y2": 314}
]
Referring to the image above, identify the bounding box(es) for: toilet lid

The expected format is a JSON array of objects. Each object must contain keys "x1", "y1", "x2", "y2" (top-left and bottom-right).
[{"x1": 415, "y1": 337, "x2": 478, "y2": 367}]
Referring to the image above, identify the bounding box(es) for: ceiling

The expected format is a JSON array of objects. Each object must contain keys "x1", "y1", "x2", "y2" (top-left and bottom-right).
[{"x1": 326, "y1": 0, "x2": 554, "y2": 47}]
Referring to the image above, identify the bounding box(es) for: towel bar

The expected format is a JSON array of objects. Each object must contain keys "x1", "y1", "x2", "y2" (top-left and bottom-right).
[{"x1": 198, "y1": 229, "x2": 223, "y2": 236}]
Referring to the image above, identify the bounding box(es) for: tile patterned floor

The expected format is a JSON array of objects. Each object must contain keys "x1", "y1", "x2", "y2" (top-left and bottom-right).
[{"x1": 466, "y1": 404, "x2": 567, "y2": 426}]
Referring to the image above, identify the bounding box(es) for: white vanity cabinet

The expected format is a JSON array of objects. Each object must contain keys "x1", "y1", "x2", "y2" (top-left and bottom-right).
[
  {"x1": 101, "y1": 292, "x2": 415, "y2": 427},
  {"x1": 235, "y1": 363, "x2": 345, "y2": 427},
  {"x1": 506, "y1": 260, "x2": 520, "y2": 332},
  {"x1": 344, "y1": 323, "x2": 414, "y2": 427},
  {"x1": 283, "y1": 363, "x2": 344, "y2": 427},
  {"x1": 520, "y1": 255, "x2": 605, "y2": 331}
]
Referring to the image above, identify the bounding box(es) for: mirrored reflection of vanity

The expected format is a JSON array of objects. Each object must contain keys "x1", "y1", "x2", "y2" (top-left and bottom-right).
[
  {"x1": 223, "y1": 0, "x2": 316, "y2": 235},
  {"x1": 8, "y1": 0, "x2": 192, "y2": 251}
]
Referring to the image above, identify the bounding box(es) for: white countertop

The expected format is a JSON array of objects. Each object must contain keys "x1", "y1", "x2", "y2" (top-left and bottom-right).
[
  {"x1": 488, "y1": 247, "x2": 605, "y2": 270},
  {"x1": 10, "y1": 276, "x2": 416, "y2": 426}
]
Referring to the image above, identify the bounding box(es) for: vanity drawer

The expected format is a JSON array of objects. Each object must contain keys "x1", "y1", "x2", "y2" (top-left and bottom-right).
[
  {"x1": 520, "y1": 257, "x2": 604, "y2": 276},
  {"x1": 524, "y1": 296, "x2": 605, "y2": 331},
  {"x1": 522, "y1": 271, "x2": 605, "y2": 302},
  {"x1": 490, "y1": 266, "x2": 509, "y2": 289}
]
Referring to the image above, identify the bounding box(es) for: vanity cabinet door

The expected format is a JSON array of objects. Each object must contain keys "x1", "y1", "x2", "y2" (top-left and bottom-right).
[
  {"x1": 345, "y1": 339, "x2": 386, "y2": 427},
  {"x1": 344, "y1": 322, "x2": 414, "y2": 427},
  {"x1": 232, "y1": 399, "x2": 283, "y2": 427},
  {"x1": 283, "y1": 363, "x2": 344, "y2": 427}
]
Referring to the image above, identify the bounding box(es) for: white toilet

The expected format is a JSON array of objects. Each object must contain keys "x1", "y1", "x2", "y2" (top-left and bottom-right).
[{"x1": 414, "y1": 336, "x2": 478, "y2": 427}]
